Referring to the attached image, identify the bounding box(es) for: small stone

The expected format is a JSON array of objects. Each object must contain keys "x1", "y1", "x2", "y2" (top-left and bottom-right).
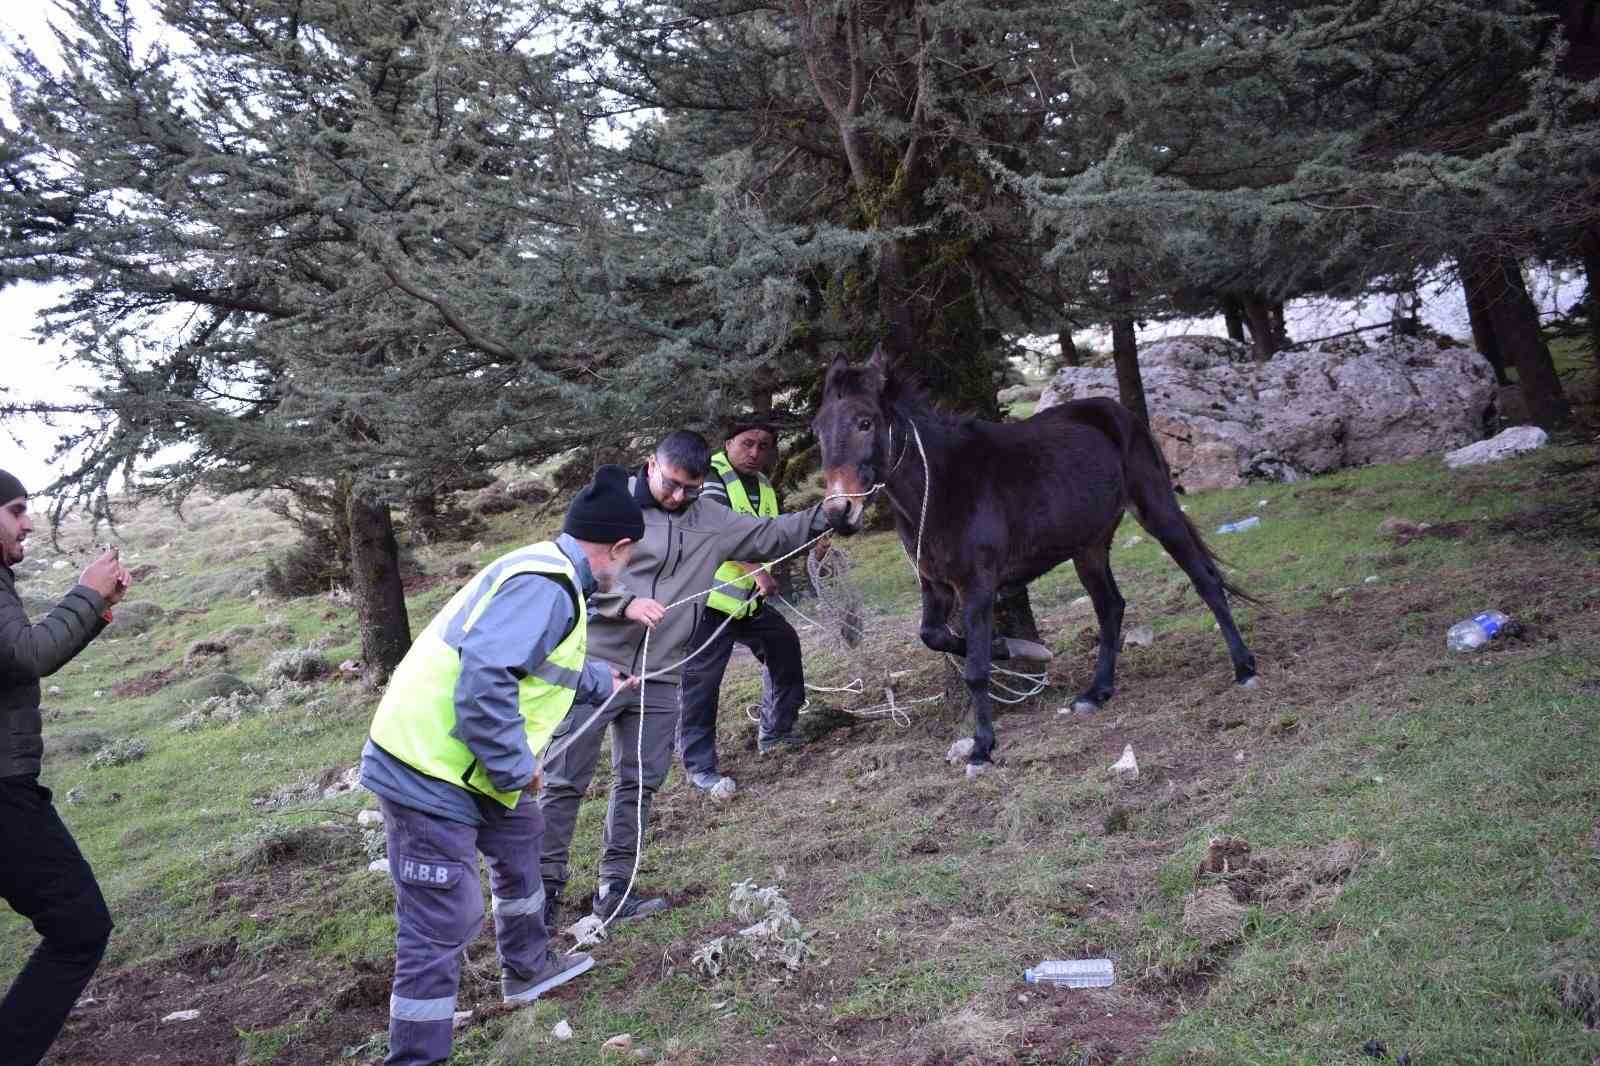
[
  {"x1": 1233, "y1": 750, "x2": 1246, "y2": 762},
  {"x1": 1256, "y1": 498, "x2": 1268, "y2": 507},
  {"x1": 602, "y1": 1033, "x2": 634, "y2": 1054},
  {"x1": 452, "y1": 1010, "x2": 474, "y2": 1031},
  {"x1": 367, "y1": 858, "x2": 390, "y2": 875},
  {"x1": 66, "y1": 787, "x2": 84, "y2": 804},
  {"x1": 162, "y1": 1009, "x2": 201, "y2": 1023},
  {"x1": 1122, "y1": 534, "x2": 1143, "y2": 548},
  {"x1": 1122, "y1": 625, "x2": 1154, "y2": 647},
  {"x1": 551, "y1": 1019, "x2": 574, "y2": 1041},
  {"x1": 52, "y1": 560, "x2": 68, "y2": 570},
  {"x1": 632, "y1": 1047, "x2": 655, "y2": 1061},
  {"x1": 1110, "y1": 744, "x2": 1139, "y2": 779},
  {"x1": 357, "y1": 809, "x2": 385, "y2": 827},
  {"x1": 92, "y1": 689, "x2": 104, "y2": 698},
  {"x1": 945, "y1": 737, "x2": 976, "y2": 765},
  {"x1": 569, "y1": 914, "x2": 607, "y2": 946},
  {"x1": 47, "y1": 686, "x2": 61, "y2": 696},
  {"x1": 774, "y1": 864, "x2": 786, "y2": 880},
  {"x1": 1363, "y1": 575, "x2": 1379, "y2": 584}
]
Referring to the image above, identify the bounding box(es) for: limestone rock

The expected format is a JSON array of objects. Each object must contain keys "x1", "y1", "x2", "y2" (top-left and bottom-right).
[
  {"x1": 1110, "y1": 744, "x2": 1139, "y2": 779},
  {"x1": 552, "y1": 1019, "x2": 574, "y2": 1041},
  {"x1": 1038, "y1": 336, "x2": 1495, "y2": 489},
  {"x1": 1442, "y1": 424, "x2": 1549, "y2": 468}
]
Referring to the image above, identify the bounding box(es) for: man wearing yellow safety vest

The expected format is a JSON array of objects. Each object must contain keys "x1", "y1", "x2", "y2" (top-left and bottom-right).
[
  {"x1": 538, "y1": 430, "x2": 831, "y2": 930},
  {"x1": 678, "y1": 418, "x2": 811, "y2": 799},
  {"x1": 358, "y1": 466, "x2": 643, "y2": 1066}
]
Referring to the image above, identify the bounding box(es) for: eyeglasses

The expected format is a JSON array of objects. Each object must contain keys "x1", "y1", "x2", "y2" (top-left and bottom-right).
[{"x1": 653, "y1": 466, "x2": 703, "y2": 500}]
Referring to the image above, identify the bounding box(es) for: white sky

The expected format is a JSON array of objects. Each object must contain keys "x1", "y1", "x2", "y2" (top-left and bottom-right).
[{"x1": 1, "y1": 4, "x2": 96, "y2": 499}]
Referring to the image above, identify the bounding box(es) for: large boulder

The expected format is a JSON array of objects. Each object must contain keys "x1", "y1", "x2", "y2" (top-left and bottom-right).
[{"x1": 1036, "y1": 336, "x2": 1497, "y2": 489}]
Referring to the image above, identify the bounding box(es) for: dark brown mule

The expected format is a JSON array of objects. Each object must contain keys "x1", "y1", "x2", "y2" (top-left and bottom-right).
[{"x1": 813, "y1": 348, "x2": 1257, "y2": 770}]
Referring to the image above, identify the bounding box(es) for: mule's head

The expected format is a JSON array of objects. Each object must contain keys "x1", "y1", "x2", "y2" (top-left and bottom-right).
[{"x1": 814, "y1": 347, "x2": 895, "y2": 535}]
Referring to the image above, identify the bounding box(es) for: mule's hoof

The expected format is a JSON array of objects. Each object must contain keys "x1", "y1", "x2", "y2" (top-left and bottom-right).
[
  {"x1": 1072, "y1": 698, "x2": 1101, "y2": 714},
  {"x1": 945, "y1": 737, "x2": 976, "y2": 765},
  {"x1": 1238, "y1": 675, "x2": 1261, "y2": 690},
  {"x1": 1003, "y1": 637, "x2": 1054, "y2": 664},
  {"x1": 964, "y1": 761, "x2": 990, "y2": 779}
]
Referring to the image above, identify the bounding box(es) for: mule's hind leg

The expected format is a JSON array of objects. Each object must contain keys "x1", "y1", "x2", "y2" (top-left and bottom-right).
[
  {"x1": 1133, "y1": 505, "x2": 1257, "y2": 685},
  {"x1": 1071, "y1": 545, "x2": 1125, "y2": 713}
]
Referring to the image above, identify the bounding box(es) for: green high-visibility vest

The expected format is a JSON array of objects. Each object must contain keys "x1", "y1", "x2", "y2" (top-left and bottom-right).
[
  {"x1": 706, "y1": 450, "x2": 779, "y2": 619},
  {"x1": 368, "y1": 543, "x2": 586, "y2": 809}
]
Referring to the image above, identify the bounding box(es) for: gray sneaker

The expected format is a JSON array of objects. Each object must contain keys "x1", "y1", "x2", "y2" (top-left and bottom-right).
[
  {"x1": 502, "y1": 949, "x2": 594, "y2": 1005},
  {"x1": 690, "y1": 770, "x2": 737, "y2": 801},
  {"x1": 591, "y1": 879, "x2": 669, "y2": 923},
  {"x1": 757, "y1": 732, "x2": 805, "y2": 755}
]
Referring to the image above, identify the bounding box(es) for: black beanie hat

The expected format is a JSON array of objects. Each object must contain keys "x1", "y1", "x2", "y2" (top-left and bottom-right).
[
  {"x1": 0, "y1": 469, "x2": 25, "y2": 505},
  {"x1": 563, "y1": 464, "x2": 645, "y2": 544}
]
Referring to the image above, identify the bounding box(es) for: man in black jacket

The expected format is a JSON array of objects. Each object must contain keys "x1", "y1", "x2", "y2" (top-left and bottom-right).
[{"x1": 0, "y1": 468, "x2": 130, "y2": 1065}]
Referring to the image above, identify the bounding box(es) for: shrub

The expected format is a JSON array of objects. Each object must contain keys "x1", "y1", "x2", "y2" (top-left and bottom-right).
[{"x1": 89, "y1": 738, "x2": 147, "y2": 769}]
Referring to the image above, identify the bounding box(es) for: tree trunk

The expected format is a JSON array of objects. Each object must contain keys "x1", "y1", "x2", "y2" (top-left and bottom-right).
[
  {"x1": 1240, "y1": 296, "x2": 1279, "y2": 361},
  {"x1": 348, "y1": 488, "x2": 412, "y2": 684},
  {"x1": 1582, "y1": 231, "x2": 1600, "y2": 398},
  {"x1": 1461, "y1": 265, "x2": 1511, "y2": 385},
  {"x1": 1461, "y1": 250, "x2": 1572, "y2": 430},
  {"x1": 1109, "y1": 268, "x2": 1149, "y2": 424},
  {"x1": 1269, "y1": 303, "x2": 1288, "y2": 349},
  {"x1": 1220, "y1": 296, "x2": 1246, "y2": 343},
  {"x1": 1058, "y1": 330, "x2": 1080, "y2": 367}
]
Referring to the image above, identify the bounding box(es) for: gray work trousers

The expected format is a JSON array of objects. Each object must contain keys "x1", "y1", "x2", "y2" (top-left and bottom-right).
[
  {"x1": 537, "y1": 682, "x2": 679, "y2": 897},
  {"x1": 379, "y1": 794, "x2": 547, "y2": 1066}
]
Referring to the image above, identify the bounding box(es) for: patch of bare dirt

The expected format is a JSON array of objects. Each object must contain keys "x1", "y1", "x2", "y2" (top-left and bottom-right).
[{"x1": 110, "y1": 666, "x2": 181, "y2": 698}]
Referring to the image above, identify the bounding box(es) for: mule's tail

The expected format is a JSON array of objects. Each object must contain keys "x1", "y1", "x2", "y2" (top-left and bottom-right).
[{"x1": 1120, "y1": 412, "x2": 1263, "y2": 607}]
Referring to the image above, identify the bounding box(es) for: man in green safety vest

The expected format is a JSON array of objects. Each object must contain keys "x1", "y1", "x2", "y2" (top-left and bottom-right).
[
  {"x1": 678, "y1": 417, "x2": 812, "y2": 799},
  {"x1": 359, "y1": 466, "x2": 643, "y2": 1066}
]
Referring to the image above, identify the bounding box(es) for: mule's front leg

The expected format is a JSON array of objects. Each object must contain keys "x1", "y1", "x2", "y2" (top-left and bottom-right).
[
  {"x1": 917, "y1": 579, "x2": 963, "y2": 655},
  {"x1": 961, "y1": 589, "x2": 998, "y2": 770}
]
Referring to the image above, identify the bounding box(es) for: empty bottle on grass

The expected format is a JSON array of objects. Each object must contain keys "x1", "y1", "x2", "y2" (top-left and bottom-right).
[
  {"x1": 1446, "y1": 610, "x2": 1510, "y2": 652},
  {"x1": 1215, "y1": 516, "x2": 1260, "y2": 535},
  {"x1": 1023, "y1": 958, "x2": 1114, "y2": 988}
]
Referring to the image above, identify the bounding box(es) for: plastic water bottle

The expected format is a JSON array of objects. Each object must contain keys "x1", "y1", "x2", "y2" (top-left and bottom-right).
[
  {"x1": 1023, "y1": 958, "x2": 1114, "y2": 988},
  {"x1": 1446, "y1": 610, "x2": 1510, "y2": 652},
  {"x1": 1215, "y1": 516, "x2": 1260, "y2": 535}
]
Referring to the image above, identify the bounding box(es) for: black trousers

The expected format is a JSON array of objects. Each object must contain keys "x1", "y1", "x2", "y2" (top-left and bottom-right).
[
  {"x1": 0, "y1": 776, "x2": 112, "y2": 1066},
  {"x1": 679, "y1": 604, "x2": 806, "y2": 775}
]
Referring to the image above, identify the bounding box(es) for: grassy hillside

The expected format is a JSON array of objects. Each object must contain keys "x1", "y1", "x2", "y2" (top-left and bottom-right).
[{"x1": 4, "y1": 437, "x2": 1599, "y2": 1065}]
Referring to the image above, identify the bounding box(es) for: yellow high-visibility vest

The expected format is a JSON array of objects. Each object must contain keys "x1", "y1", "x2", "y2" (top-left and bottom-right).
[
  {"x1": 706, "y1": 451, "x2": 779, "y2": 619},
  {"x1": 368, "y1": 544, "x2": 585, "y2": 808}
]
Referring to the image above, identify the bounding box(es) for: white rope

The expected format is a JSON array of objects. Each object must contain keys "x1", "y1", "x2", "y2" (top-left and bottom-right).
[{"x1": 546, "y1": 486, "x2": 884, "y2": 950}]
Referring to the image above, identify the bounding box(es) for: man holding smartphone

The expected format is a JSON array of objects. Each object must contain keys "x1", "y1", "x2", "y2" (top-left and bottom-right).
[{"x1": 0, "y1": 467, "x2": 131, "y2": 1065}]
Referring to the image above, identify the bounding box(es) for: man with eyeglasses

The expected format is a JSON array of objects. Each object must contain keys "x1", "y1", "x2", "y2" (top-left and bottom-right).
[{"x1": 538, "y1": 431, "x2": 831, "y2": 929}]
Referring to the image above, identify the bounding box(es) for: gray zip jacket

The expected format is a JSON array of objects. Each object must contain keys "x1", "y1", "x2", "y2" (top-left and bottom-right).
[{"x1": 586, "y1": 472, "x2": 827, "y2": 685}]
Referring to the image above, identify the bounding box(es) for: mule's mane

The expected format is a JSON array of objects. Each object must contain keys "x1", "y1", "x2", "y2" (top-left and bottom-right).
[{"x1": 882, "y1": 360, "x2": 974, "y2": 433}]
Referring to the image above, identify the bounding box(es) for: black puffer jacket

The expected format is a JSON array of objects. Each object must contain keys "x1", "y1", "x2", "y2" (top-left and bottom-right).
[{"x1": 0, "y1": 563, "x2": 106, "y2": 780}]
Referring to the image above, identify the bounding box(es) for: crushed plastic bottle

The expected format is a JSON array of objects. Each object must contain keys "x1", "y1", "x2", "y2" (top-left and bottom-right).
[
  {"x1": 1215, "y1": 516, "x2": 1261, "y2": 535},
  {"x1": 1023, "y1": 958, "x2": 1114, "y2": 988},
  {"x1": 1446, "y1": 610, "x2": 1510, "y2": 652}
]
